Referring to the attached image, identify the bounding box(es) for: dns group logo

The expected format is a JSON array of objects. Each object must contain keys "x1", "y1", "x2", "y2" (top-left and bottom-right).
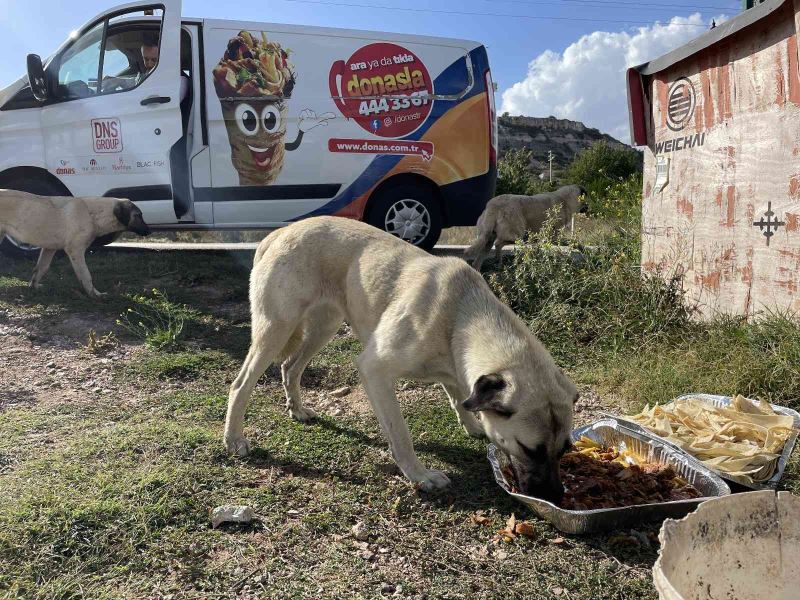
[{"x1": 666, "y1": 77, "x2": 696, "y2": 131}]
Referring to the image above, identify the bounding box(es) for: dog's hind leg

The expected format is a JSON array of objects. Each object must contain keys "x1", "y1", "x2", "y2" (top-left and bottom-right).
[
  {"x1": 29, "y1": 249, "x2": 56, "y2": 289},
  {"x1": 281, "y1": 304, "x2": 343, "y2": 423},
  {"x1": 65, "y1": 248, "x2": 104, "y2": 298},
  {"x1": 357, "y1": 347, "x2": 451, "y2": 491},
  {"x1": 471, "y1": 251, "x2": 486, "y2": 271},
  {"x1": 442, "y1": 384, "x2": 485, "y2": 439},
  {"x1": 224, "y1": 318, "x2": 295, "y2": 457},
  {"x1": 494, "y1": 240, "x2": 510, "y2": 267},
  {"x1": 470, "y1": 231, "x2": 495, "y2": 271}
]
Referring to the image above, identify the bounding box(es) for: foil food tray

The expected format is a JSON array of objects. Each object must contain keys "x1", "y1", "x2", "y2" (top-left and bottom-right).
[
  {"x1": 612, "y1": 393, "x2": 800, "y2": 491},
  {"x1": 488, "y1": 418, "x2": 730, "y2": 534}
]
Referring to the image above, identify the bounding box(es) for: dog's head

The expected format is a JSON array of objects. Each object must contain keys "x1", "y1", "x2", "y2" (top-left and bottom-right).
[
  {"x1": 114, "y1": 200, "x2": 151, "y2": 236},
  {"x1": 463, "y1": 366, "x2": 577, "y2": 503}
]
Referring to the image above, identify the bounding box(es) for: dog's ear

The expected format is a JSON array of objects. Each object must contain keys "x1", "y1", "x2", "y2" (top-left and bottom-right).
[
  {"x1": 113, "y1": 200, "x2": 132, "y2": 227},
  {"x1": 462, "y1": 374, "x2": 513, "y2": 416}
]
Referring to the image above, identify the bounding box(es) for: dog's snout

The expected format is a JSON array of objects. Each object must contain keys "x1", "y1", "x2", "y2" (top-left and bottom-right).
[
  {"x1": 132, "y1": 217, "x2": 152, "y2": 237},
  {"x1": 519, "y1": 476, "x2": 564, "y2": 504},
  {"x1": 515, "y1": 460, "x2": 564, "y2": 504}
]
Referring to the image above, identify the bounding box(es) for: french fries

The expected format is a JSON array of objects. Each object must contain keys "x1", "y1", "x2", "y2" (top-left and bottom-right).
[{"x1": 628, "y1": 395, "x2": 796, "y2": 484}]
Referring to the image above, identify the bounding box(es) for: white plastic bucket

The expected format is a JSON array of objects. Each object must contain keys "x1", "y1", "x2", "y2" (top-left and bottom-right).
[{"x1": 653, "y1": 490, "x2": 800, "y2": 600}]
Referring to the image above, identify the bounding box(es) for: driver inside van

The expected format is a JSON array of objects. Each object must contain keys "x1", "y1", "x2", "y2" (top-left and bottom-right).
[
  {"x1": 103, "y1": 41, "x2": 189, "y2": 103},
  {"x1": 139, "y1": 43, "x2": 189, "y2": 102},
  {"x1": 142, "y1": 44, "x2": 159, "y2": 73}
]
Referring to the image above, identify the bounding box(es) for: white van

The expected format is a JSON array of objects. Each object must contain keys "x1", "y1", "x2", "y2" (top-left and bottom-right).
[{"x1": 0, "y1": 1, "x2": 497, "y2": 255}]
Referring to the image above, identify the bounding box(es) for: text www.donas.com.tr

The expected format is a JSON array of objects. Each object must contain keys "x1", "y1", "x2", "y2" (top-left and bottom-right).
[{"x1": 335, "y1": 141, "x2": 420, "y2": 152}]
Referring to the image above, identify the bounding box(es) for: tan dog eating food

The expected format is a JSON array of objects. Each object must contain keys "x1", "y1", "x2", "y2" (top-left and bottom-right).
[{"x1": 224, "y1": 216, "x2": 577, "y2": 499}]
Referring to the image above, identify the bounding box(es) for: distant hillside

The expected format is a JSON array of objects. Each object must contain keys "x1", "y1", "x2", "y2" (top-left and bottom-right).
[{"x1": 498, "y1": 114, "x2": 632, "y2": 174}]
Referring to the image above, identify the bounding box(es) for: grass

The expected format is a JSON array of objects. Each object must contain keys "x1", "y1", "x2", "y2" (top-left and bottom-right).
[
  {"x1": 594, "y1": 313, "x2": 800, "y2": 412},
  {"x1": 2, "y1": 240, "x2": 799, "y2": 598},
  {"x1": 0, "y1": 387, "x2": 659, "y2": 599}
]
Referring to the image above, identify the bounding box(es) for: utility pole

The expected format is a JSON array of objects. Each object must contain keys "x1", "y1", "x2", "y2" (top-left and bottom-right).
[{"x1": 548, "y1": 150, "x2": 554, "y2": 183}]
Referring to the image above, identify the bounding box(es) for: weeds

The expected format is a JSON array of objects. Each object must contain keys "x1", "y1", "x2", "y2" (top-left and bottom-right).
[
  {"x1": 83, "y1": 329, "x2": 118, "y2": 355},
  {"x1": 490, "y1": 180, "x2": 800, "y2": 411},
  {"x1": 490, "y1": 212, "x2": 691, "y2": 366},
  {"x1": 117, "y1": 289, "x2": 194, "y2": 349},
  {"x1": 602, "y1": 311, "x2": 800, "y2": 411}
]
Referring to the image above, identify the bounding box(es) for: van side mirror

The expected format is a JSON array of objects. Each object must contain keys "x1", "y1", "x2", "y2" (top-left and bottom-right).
[{"x1": 27, "y1": 54, "x2": 48, "y2": 102}]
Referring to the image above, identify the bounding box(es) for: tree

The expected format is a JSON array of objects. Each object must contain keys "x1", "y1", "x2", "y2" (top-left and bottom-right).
[
  {"x1": 496, "y1": 149, "x2": 554, "y2": 196},
  {"x1": 564, "y1": 142, "x2": 642, "y2": 191}
]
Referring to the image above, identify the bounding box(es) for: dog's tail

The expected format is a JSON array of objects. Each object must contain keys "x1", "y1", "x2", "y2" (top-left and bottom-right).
[{"x1": 464, "y1": 207, "x2": 498, "y2": 264}]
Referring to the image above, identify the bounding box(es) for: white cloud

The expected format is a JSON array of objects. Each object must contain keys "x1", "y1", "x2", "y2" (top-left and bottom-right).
[{"x1": 500, "y1": 14, "x2": 728, "y2": 143}]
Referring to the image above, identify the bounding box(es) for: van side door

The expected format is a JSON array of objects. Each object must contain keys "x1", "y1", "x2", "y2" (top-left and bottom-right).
[{"x1": 39, "y1": 1, "x2": 183, "y2": 225}]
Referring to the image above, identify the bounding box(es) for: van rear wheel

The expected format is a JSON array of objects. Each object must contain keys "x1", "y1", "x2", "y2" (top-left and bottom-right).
[
  {"x1": 0, "y1": 178, "x2": 67, "y2": 259},
  {"x1": 367, "y1": 184, "x2": 442, "y2": 251}
]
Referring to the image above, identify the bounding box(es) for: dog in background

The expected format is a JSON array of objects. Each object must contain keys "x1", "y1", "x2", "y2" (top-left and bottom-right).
[
  {"x1": 224, "y1": 216, "x2": 577, "y2": 501},
  {"x1": 0, "y1": 190, "x2": 151, "y2": 298},
  {"x1": 464, "y1": 184, "x2": 588, "y2": 270}
]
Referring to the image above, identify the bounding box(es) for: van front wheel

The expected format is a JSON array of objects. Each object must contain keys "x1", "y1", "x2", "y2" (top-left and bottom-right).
[{"x1": 367, "y1": 184, "x2": 442, "y2": 251}]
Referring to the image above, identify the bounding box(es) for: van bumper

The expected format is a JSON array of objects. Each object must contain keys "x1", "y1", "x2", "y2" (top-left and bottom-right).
[{"x1": 439, "y1": 165, "x2": 497, "y2": 227}]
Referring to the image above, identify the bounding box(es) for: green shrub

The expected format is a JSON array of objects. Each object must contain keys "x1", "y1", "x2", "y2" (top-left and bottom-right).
[
  {"x1": 117, "y1": 289, "x2": 195, "y2": 349},
  {"x1": 496, "y1": 148, "x2": 555, "y2": 196},
  {"x1": 583, "y1": 173, "x2": 643, "y2": 224},
  {"x1": 489, "y1": 215, "x2": 690, "y2": 366},
  {"x1": 564, "y1": 141, "x2": 642, "y2": 193}
]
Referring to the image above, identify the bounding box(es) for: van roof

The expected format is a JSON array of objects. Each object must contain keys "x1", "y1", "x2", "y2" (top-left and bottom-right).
[
  {"x1": 190, "y1": 18, "x2": 484, "y2": 50},
  {"x1": 630, "y1": 0, "x2": 788, "y2": 76}
]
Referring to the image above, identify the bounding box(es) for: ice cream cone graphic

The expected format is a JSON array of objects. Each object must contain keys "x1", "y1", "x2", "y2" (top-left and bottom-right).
[{"x1": 213, "y1": 31, "x2": 296, "y2": 186}]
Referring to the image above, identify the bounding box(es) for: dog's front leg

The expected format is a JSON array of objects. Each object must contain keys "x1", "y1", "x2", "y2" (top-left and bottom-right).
[
  {"x1": 357, "y1": 352, "x2": 450, "y2": 491},
  {"x1": 65, "y1": 248, "x2": 105, "y2": 299},
  {"x1": 442, "y1": 384, "x2": 485, "y2": 439}
]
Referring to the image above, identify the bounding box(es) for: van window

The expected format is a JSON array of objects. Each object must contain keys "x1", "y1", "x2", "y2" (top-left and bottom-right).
[
  {"x1": 53, "y1": 7, "x2": 164, "y2": 101},
  {"x1": 100, "y1": 26, "x2": 161, "y2": 93},
  {"x1": 56, "y1": 22, "x2": 105, "y2": 98}
]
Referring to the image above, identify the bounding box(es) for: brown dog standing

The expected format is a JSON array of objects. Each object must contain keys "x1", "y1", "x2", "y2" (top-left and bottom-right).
[{"x1": 0, "y1": 190, "x2": 150, "y2": 298}]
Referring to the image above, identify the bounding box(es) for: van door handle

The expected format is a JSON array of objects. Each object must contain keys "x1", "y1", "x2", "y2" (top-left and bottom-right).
[{"x1": 141, "y1": 95, "x2": 171, "y2": 106}]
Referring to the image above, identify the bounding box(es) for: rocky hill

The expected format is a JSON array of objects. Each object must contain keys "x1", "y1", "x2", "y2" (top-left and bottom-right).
[{"x1": 498, "y1": 114, "x2": 631, "y2": 174}]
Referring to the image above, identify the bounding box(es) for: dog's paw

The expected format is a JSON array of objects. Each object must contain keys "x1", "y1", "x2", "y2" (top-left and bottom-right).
[
  {"x1": 290, "y1": 406, "x2": 318, "y2": 424},
  {"x1": 89, "y1": 290, "x2": 107, "y2": 299},
  {"x1": 224, "y1": 436, "x2": 252, "y2": 457},
  {"x1": 415, "y1": 469, "x2": 451, "y2": 492}
]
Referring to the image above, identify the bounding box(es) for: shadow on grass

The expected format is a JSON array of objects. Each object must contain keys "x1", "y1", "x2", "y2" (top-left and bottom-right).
[
  {"x1": 243, "y1": 446, "x2": 371, "y2": 488},
  {"x1": 1, "y1": 250, "x2": 256, "y2": 360},
  {"x1": 237, "y1": 415, "x2": 520, "y2": 514},
  {"x1": 0, "y1": 385, "x2": 37, "y2": 412},
  {"x1": 0, "y1": 250, "x2": 250, "y2": 317}
]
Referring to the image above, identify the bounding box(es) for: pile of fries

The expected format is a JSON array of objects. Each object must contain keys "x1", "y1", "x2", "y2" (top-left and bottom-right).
[{"x1": 627, "y1": 395, "x2": 796, "y2": 484}]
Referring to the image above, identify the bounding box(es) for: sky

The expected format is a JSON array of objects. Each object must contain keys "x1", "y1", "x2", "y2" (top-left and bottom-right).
[{"x1": 0, "y1": 0, "x2": 739, "y2": 143}]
